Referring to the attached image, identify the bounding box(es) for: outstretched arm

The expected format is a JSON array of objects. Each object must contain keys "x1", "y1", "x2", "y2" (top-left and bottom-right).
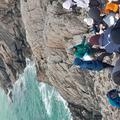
[{"x1": 81, "y1": 36, "x2": 87, "y2": 45}]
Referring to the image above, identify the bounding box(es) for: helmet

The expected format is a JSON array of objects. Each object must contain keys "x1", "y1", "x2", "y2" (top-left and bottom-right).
[{"x1": 62, "y1": 0, "x2": 72, "y2": 10}]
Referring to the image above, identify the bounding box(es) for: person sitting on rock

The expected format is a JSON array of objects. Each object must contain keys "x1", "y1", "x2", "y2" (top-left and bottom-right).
[
  {"x1": 88, "y1": 19, "x2": 120, "y2": 54},
  {"x1": 107, "y1": 89, "x2": 120, "y2": 108},
  {"x1": 70, "y1": 36, "x2": 105, "y2": 60},
  {"x1": 88, "y1": 6, "x2": 108, "y2": 32},
  {"x1": 73, "y1": 54, "x2": 114, "y2": 71},
  {"x1": 84, "y1": 17, "x2": 107, "y2": 35}
]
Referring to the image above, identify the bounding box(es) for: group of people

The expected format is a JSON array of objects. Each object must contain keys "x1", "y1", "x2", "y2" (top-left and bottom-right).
[{"x1": 63, "y1": 0, "x2": 120, "y2": 109}]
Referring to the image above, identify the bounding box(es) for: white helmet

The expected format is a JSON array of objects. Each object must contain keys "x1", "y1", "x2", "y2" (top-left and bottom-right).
[
  {"x1": 84, "y1": 18, "x2": 94, "y2": 26},
  {"x1": 62, "y1": 0, "x2": 72, "y2": 10}
]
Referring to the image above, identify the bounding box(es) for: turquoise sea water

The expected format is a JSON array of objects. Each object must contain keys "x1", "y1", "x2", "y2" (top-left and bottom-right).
[{"x1": 0, "y1": 60, "x2": 72, "y2": 120}]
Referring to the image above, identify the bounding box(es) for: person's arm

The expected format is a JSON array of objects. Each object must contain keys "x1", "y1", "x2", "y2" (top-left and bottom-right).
[
  {"x1": 81, "y1": 36, "x2": 87, "y2": 45},
  {"x1": 73, "y1": 36, "x2": 87, "y2": 48}
]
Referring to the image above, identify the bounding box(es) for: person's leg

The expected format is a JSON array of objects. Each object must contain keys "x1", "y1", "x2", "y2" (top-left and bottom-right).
[
  {"x1": 97, "y1": 52, "x2": 112, "y2": 61},
  {"x1": 92, "y1": 48, "x2": 106, "y2": 53},
  {"x1": 102, "y1": 62, "x2": 114, "y2": 69},
  {"x1": 114, "y1": 18, "x2": 120, "y2": 28},
  {"x1": 87, "y1": 48, "x2": 105, "y2": 58}
]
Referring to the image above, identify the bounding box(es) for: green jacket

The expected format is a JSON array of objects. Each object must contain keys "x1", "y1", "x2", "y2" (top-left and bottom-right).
[{"x1": 73, "y1": 39, "x2": 92, "y2": 58}]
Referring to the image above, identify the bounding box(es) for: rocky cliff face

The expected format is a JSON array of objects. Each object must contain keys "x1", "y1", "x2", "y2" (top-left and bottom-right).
[
  {"x1": 0, "y1": 0, "x2": 120, "y2": 120},
  {"x1": 20, "y1": 0, "x2": 120, "y2": 120},
  {"x1": 0, "y1": 0, "x2": 31, "y2": 93}
]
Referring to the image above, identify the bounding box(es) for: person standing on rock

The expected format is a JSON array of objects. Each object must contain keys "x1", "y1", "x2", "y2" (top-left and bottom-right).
[{"x1": 88, "y1": 19, "x2": 120, "y2": 54}]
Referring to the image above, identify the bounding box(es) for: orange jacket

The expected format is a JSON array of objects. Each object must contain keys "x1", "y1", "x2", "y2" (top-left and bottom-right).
[{"x1": 104, "y1": 2, "x2": 119, "y2": 14}]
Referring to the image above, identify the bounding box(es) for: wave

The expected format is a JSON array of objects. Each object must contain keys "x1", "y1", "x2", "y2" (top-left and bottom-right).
[{"x1": 0, "y1": 60, "x2": 72, "y2": 120}]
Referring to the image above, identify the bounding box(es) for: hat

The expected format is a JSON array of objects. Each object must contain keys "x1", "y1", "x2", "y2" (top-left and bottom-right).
[
  {"x1": 62, "y1": 0, "x2": 72, "y2": 10},
  {"x1": 84, "y1": 18, "x2": 94, "y2": 26},
  {"x1": 111, "y1": 28, "x2": 120, "y2": 44}
]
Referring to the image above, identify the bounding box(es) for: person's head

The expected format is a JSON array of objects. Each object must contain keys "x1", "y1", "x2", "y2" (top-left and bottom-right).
[
  {"x1": 107, "y1": 89, "x2": 118, "y2": 100},
  {"x1": 71, "y1": 47, "x2": 77, "y2": 53}
]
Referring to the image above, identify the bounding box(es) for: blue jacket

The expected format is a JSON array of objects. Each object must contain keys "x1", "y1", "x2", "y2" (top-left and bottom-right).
[
  {"x1": 99, "y1": 27, "x2": 120, "y2": 53},
  {"x1": 73, "y1": 58, "x2": 105, "y2": 71}
]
